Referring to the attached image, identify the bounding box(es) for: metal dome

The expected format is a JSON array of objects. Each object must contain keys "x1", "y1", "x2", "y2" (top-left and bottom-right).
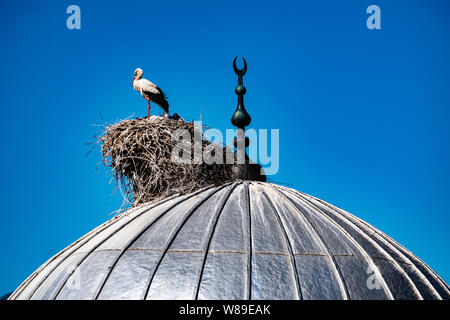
[{"x1": 9, "y1": 182, "x2": 449, "y2": 300}]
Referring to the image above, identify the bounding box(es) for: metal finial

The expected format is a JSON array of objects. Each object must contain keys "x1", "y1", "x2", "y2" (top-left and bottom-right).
[
  {"x1": 231, "y1": 57, "x2": 251, "y2": 129},
  {"x1": 233, "y1": 56, "x2": 247, "y2": 79},
  {"x1": 229, "y1": 57, "x2": 266, "y2": 182}
]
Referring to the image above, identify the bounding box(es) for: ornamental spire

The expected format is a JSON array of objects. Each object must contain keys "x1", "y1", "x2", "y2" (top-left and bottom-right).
[{"x1": 230, "y1": 57, "x2": 265, "y2": 182}]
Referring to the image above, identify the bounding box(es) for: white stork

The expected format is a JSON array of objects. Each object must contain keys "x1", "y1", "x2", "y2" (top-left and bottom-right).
[{"x1": 132, "y1": 68, "x2": 169, "y2": 119}]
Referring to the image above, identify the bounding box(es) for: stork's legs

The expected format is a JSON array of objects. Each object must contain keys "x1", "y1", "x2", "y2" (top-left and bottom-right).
[{"x1": 147, "y1": 100, "x2": 151, "y2": 119}]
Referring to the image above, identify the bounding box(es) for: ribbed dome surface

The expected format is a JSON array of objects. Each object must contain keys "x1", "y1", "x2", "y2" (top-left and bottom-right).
[{"x1": 10, "y1": 182, "x2": 449, "y2": 300}]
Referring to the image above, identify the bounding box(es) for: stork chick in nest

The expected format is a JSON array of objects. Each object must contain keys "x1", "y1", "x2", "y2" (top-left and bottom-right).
[{"x1": 132, "y1": 68, "x2": 169, "y2": 119}]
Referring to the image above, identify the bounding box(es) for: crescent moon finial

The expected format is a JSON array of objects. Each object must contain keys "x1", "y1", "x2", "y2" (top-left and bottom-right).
[{"x1": 233, "y1": 56, "x2": 247, "y2": 76}]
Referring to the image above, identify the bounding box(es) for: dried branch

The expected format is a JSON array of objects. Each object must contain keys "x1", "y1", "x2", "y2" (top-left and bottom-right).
[{"x1": 97, "y1": 116, "x2": 233, "y2": 207}]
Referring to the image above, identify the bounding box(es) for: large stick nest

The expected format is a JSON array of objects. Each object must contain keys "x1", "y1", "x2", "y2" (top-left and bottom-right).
[{"x1": 99, "y1": 117, "x2": 233, "y2": 207}]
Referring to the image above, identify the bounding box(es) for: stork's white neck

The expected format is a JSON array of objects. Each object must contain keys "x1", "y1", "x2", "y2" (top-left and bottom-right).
[{"x1": 133, "y1": 77, "x2": 141, "y2": 89}]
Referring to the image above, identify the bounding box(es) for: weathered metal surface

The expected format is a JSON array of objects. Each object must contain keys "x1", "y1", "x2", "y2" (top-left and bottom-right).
[{"x1": 9, "y1": 182, "x2": 450, "y2": 300}]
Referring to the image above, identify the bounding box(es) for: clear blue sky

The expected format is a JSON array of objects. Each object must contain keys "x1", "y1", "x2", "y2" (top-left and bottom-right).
[{"x1": 0, "y1": 0, "x2": 449, "y2": 295}]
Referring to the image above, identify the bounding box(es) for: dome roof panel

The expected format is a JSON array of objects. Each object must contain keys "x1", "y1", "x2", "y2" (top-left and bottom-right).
[
  {"x1": 208, "y1": 183, "x2": 247, "y2": 253},
  {"x1": 249, "y1": 184, "x2": 291, "y2": 255},
  {"x1": 295, "y1": 254, "x2": 344, "y2": 300},
  {"x1": 97, "y1": 249, "x2": 160, "y2": 300},
  {"x1": 260, "y1": 186, "x2": 324, "y2": 255},
  {"x1": 9, "y1": 182, "x2": 450, "y2": 300},
  {"x1": 169, "y1": 185, "x2": 232, "y2": 251},
  {"x1": 197, "y1": 252, "x2": 247, "y2": 300}
]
